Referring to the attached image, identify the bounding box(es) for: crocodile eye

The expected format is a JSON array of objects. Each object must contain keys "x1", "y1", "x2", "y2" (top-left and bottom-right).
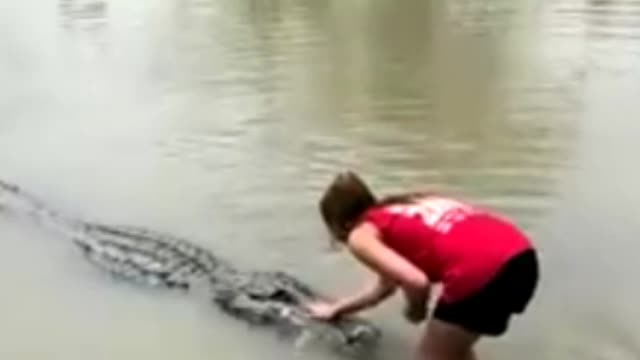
[{"x1": 271, "y1": 289, "x2": 296, "y2": 303}]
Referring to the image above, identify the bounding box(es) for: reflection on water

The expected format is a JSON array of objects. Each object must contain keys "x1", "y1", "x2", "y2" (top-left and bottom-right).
[{"x1": 0, "y1": 0, "x2": 639, "y2": 359}]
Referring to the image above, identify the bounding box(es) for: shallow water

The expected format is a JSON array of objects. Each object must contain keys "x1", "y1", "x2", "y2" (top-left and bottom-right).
[{"x1": 1, "y1": 0, "x2": 640, "y2": 359}]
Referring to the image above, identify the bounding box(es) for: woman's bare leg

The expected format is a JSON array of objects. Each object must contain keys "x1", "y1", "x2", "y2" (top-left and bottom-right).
[{"x1": 416, "y1": 318, "x2": 479, "y2": 360}]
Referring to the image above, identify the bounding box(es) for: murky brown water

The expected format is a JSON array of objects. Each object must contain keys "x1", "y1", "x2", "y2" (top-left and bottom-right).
[{"x1": 1, "y1": 0, "x2": 640, "y2": 359}]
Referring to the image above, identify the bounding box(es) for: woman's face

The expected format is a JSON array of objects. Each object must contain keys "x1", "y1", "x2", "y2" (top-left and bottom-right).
[
  {"x1": 319, "y1": 221, "x2": 343, "y2": 253},
  {"x1": 329, "y1": 217, "x2": 353, "y2": 243},
  {"x1": 326, "y1": 221, "x2": 343, "y2": 242}
]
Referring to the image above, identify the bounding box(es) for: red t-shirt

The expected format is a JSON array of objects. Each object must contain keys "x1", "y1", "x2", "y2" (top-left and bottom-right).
[{"x1": 359, "y1": 196, "x2": 532, "y2": 304}]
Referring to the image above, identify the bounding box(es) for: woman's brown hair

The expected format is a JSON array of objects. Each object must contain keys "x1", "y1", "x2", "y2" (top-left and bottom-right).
[
  {"x1": 318, "y1": 170, "x2": 433, "y2": 242},
  {"x1": 318, "y1": 171, "x2": 377, "y2": 242}
]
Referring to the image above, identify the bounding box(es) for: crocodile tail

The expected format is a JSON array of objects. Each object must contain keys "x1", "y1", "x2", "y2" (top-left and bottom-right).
[{"x1": 0, "y1": 178, "x2": 82, "y2": 237}]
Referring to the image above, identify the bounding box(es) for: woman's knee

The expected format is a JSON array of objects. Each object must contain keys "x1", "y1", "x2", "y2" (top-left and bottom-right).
[{"x1": 416, "y1": 319, "x2": 479, "y2": 360}]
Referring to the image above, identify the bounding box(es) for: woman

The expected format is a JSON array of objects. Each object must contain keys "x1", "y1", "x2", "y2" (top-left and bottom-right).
[{"x1": 306, "y1": 171, "x2": 539, "y2": 360}]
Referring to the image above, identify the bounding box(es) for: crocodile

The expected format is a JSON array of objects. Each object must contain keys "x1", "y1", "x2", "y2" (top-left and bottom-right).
[{"x1": 0, "y1": 179, "x2": 381, "y2": 357}]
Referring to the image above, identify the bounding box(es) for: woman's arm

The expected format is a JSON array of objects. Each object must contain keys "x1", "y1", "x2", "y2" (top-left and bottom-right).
[
  {"x1": 306, "y1": 275, "x2": 396, "y2": 320},
  {"x1": 308, "y1": 222, "x2": 430, "y2": 321},
  {"x1": 348, "y1": 222, "x2": 430, "y2": 294},
  {"x1": 348, "y1": 222, "x2": 431, "y2": 322},
  {"x1": 329, "y1": 275, "x2": 397, "y2": 317}
]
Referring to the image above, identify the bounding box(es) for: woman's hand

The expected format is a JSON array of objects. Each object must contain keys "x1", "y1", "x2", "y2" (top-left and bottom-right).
[
  {"x1": 305, "y1": 301, "x2": 340, "y2": 321},
  {"x1": 401, "y1": 285, "x2": 430, "y2": 324},
  {"x1": 403, "y1": 301, "x2": 427, "y2": 324}
]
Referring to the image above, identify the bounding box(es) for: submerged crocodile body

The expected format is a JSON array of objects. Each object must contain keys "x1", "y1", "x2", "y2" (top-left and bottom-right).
[{"x1": 0, "y1": 179, "x2": 381, "y2": 356}]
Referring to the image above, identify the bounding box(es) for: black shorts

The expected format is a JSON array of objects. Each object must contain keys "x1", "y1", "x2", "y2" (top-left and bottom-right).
[{"x1": 433, "y1": 249, "x2": 539, "y2": 336}]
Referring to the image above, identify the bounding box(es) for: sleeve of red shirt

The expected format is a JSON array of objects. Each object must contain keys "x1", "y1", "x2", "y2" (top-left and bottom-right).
[{"x1": 360, "y1": 207, "x2": 396, "y2": 238}]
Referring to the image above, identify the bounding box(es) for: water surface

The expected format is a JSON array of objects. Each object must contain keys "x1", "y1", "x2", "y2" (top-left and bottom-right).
[{"x1": 1, "y1": 0, "x2": 639, "y2": 359}]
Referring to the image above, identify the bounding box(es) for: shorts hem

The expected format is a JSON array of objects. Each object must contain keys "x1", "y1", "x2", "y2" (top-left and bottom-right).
[{"x1": 432, "y1": 249, "x2": 539, "y2": 337}]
